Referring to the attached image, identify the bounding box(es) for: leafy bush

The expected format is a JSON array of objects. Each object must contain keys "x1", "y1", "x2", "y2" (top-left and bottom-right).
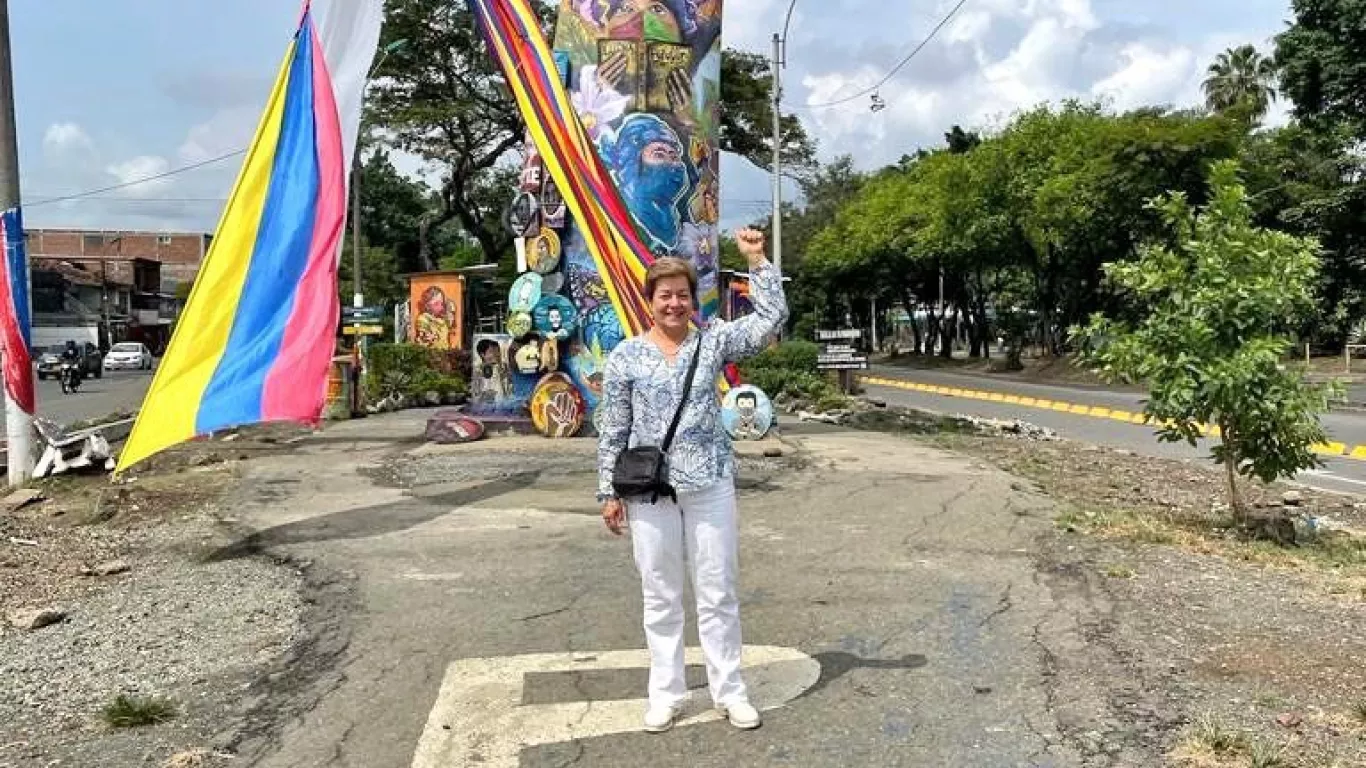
[
  {"x1": 367, "y1": 343, "x2": 470, "y2": 401},
  {"x1": 739, "y1": 340, "x2": 836, "y2": 401}
]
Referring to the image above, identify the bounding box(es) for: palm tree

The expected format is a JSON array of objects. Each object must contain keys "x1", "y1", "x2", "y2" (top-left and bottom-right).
[{"x1": 1202, "y1": 44, "x2": 1278, "y2": 121}]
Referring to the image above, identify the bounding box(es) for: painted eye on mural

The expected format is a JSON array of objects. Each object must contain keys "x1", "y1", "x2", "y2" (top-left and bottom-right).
[
  {"x1": 643, "y1": 140, "x2": 681, "y2": 164},
  {"x1": 608, "y1": 0, "x2": 639, "y2": 18}
]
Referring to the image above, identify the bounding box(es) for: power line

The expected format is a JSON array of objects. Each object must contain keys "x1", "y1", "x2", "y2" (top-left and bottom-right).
[
  {"x1": 798, "y1": 0, "x2": 972, "y2": 110},
  {"x1": 24, "y1": 149, "x2": 247, "y2": 208}
]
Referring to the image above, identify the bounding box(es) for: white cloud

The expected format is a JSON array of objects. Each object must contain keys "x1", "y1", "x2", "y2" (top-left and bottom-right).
[
  {"x1": 178, "y1": 107, "x2": 259, "y2": 164},
  {"x1": 1090, "y1": 42, "x2": 1198, "y2": 111},
  {"x1": 104, "y1": 155, "x2": 172, "y2": 197},
  {"x1": 42, "y1": 122, "x2": 93, "y2": 156}
]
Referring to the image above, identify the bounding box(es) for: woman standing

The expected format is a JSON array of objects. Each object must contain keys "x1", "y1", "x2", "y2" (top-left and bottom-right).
[{"x1": 597, "y1": 228, "x2": 788, "y2": 733}]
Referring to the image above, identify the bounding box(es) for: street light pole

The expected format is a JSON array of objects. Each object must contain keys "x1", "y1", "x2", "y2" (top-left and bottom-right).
[
  {"x1": 770, "y1": 0, "x2": 798, "y2": 276},
  {"x1": 0, "y1": 0, "x2": 32, "y2": 484},
  {"x1": 770, "y1": 32, "x2": 782, "y2": 276}
]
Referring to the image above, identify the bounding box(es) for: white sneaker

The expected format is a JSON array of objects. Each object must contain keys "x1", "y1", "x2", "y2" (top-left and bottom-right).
[
  {"x1": 643, "y1": 703, "x2": 681, "y2": 733},
  {"x1": 719, "y1": 699, "x2": 762, "y2": 729}
]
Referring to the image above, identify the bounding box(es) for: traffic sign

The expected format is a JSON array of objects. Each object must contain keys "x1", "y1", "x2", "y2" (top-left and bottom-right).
[
  {"x1": 341, "y1": 306, "x2": 384, "y2": 323},
  {"x1": 817, "y1": 328, "x2": 868, "y2": 371},
  {"x1": 342, "y1": 324, "x2": 384, "y2": 336}
]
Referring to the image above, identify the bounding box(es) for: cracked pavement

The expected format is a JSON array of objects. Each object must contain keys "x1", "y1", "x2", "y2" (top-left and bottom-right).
[{"x1": 211, "y1": 411, "x2": 1159, "y2": 767}]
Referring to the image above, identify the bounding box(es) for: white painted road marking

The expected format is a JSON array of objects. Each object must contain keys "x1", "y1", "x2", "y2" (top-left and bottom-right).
[
  {"x1": 410, "y1": 645, "x2": 821, "y2": 768},
  {"x1": 1303, "y1": 469, "x2": 1366, "y2": 488}
]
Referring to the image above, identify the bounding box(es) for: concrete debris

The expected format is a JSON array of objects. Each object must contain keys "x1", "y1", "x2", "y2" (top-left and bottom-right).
[
  {"x1": 80, "y1": 559, "x2": 131, "y2": 577},
  {"x1": 7, "y1": 606, "x2": 67, "y2": 631},
  {"x1": 955, "y1": 414, "x2": 1058, "y2": 441},
  {"x1": 2, "y1": 488, "x2": 44, "y2": 512}
]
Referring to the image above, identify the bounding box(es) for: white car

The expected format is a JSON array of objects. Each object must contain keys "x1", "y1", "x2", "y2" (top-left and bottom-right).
[{"x1": 103, "y1": 342, "x2": 154, "y2": 371}]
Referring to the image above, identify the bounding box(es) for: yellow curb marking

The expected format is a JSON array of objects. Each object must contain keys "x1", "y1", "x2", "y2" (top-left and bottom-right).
[{"x1": 855, "y1": 374, "x2": 1364, "y2": 461}]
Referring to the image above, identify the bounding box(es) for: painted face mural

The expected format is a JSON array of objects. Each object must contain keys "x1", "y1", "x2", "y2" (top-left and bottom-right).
[
  {"x1": 547, "y1": 0, "x2": 722, "y2": 406},
  {"x1": 609, "y1": 114, "x2": 690, "y2": 251}
]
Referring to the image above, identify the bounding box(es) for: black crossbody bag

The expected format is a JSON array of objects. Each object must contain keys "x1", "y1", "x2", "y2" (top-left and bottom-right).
[{"x1": 611, "y1": 340, "x2": 702, "y2": 504}]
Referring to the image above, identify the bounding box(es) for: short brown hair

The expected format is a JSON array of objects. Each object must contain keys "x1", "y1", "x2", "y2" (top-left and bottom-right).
[{"x1": 643, "y1": 257, "x2": 698, "y2": 301}]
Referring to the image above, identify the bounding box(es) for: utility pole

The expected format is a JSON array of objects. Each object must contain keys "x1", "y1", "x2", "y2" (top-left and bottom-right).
[
  {"x1": 0, "y1": 0, "x2": 31, "y2": 484},
  {"x1": 870, "y1": 294, "x2": 878, "y2": 352},
  {"x1": 351, "y1": 151, "x2": 363, "y2": 311},
  {"x1": 770, "y1": 32, "x2": 783, "y2": 276}
]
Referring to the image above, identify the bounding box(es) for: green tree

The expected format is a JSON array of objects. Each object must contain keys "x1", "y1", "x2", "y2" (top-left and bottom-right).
[
  {"x1": 356, "y1": 148, "x2": 440, "y2": 275},
  {"x1": 1074, "y1": 160, "x2": 1333, "y2": 521},
  {"x1": 366, "y1": 0, "x2": 543, "y2": 267},
  {"x1": 719, "y1": 50, "x2": 818, "y2": 179},
  {"x1": 1202, "y1": 44, "x2": 1278, "y2": 122},
  {"x1": 1276, "y1": 0, "x2": 1366, "y2": 138},
  {"x1": 1242, "y1": 123, "x2": 1366, "y2": 346}
]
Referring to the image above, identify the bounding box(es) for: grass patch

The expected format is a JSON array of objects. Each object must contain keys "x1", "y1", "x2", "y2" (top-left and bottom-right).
[
  {"x1": 1353, "y1": 701, "x2": 1366, "y2": 725},
  {"x1": 1245, "y1": 738, "x2": 1290, "y2": 768},
  {"x1": 102, "y1": 694, "x2": 177, "y2": 728},
  {"x1": 1170, "y1": 714, "x2": 1302, "y2": 768}
]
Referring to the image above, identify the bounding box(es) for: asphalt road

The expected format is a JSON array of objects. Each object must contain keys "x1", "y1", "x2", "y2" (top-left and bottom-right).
[
  {"x1": 216, "y1": 415, "x2": 1144, "y2": 766},
  {"x1": 33, "y1": 366, "x2": 153, "y2": 426},
  {"x1": 863, "y1": 365, "x2": 1366, "y2": 496}
]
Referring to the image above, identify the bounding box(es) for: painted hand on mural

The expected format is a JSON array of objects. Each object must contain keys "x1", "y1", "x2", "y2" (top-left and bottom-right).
[
  {"x1": 598, "y1": 49, "x2": 631, "y2": 92},
  {"x1": 546, "y1": 390, "x2": 581, "y2": 437},
  {"x1": 665, "y1": 68, "x2": 693, "y2": 125}
]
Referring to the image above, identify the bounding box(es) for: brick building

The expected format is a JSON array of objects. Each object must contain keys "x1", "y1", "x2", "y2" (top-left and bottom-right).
[
  {"x1": 26, "y1": 228, "x2": 209, "y2": 292},
  {"x1": 25, "y1": 228, "x2": 210, "y2": 353}
]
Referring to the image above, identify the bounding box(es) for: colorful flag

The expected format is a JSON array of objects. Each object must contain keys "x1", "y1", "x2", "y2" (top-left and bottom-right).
[
  {"x1": 116, "y1": 1, "x2": 382, "y2": 473},
  {"x1": 0, "y1": 208, "x2": 33, "y2": 415},
  {"x1": 468, "y1": 0, "x2": 658, "y2": 339}
]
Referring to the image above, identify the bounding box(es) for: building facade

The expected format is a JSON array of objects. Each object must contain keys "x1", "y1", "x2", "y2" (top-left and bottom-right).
[{"x1": 25, "y1": 228, "x2": 209, "y2": 354}]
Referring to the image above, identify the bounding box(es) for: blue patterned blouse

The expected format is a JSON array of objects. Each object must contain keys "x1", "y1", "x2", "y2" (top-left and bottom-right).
[{"x1": 596, "y1": 262, "x2": 789, "y2": 501}]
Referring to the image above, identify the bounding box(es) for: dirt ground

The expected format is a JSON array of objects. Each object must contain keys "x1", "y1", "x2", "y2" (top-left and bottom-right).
[
  {"x1": 927, "y1": 431, "x2": 1366, "y2": 768},
  {"x1": 0, "y1": 426, "x2": 320, "y2": 768}
]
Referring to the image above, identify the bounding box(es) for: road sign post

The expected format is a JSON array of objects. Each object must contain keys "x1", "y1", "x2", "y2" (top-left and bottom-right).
[{"x1": 816, "y1": 328, "x2": 868, "y2": 394}]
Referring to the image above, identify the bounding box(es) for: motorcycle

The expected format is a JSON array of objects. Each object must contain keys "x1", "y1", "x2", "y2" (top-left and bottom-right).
[{"x1": 58, "y1": 361, "x2": 82, "y2": 394}]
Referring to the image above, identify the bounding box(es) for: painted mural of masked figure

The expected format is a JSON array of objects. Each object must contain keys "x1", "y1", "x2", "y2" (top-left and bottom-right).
[{"x1": 610, "y1": 113, "x2": 694, "y2": 252}]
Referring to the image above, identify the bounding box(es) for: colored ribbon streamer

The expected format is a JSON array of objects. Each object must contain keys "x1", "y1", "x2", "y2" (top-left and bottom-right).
[
  {"x1": 0, "y1": 208, "x2": 34, "y2": 415},
  {"x1": 468, "y1": 0, "x2": 659, "y2": 338}
]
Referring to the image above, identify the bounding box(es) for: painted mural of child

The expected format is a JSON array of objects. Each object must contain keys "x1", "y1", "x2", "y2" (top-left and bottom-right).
[{"x1": 414, "y1": 286, "x2": 456, "y2": 349}]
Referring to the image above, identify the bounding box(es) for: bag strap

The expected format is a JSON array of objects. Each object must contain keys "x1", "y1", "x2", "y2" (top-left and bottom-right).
[{"x1": 660, "y1": 335, "x2": 702, "y2": 453}]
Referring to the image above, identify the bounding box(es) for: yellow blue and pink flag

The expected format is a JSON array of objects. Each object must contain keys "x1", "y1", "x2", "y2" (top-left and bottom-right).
[{"x1": 116, "y1": 1, "x2": 383, "y2": 472}]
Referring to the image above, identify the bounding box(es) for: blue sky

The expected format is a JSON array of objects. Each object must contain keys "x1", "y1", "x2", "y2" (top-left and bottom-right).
[{"x1": 14, "y1": 0, "x2": 1295, "y2": 234}]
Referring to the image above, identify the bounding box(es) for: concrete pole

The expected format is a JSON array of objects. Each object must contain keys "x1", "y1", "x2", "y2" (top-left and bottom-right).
[
  {"x1": 870, "y1": 294, "x2": 878, "y2": 352},
  {"x1": 0, "y1": 0, "x2": 32, "y2": 484},
  {"x1": 770, "y1": 33, "x2": 782, "y2": 276}
]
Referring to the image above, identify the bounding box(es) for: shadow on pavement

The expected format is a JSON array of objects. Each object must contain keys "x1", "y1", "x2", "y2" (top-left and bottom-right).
[
  {"x1": 204, "y1": 471, "x2": 541, "y2": 562},
  {"x1": 802, "y1": 652, "x2": 929, "y2": 700}
]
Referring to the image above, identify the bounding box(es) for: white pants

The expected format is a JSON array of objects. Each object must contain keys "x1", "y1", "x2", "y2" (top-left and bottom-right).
[{"x1": 628, "y1": 478, "x2": 748, "y2": 709}]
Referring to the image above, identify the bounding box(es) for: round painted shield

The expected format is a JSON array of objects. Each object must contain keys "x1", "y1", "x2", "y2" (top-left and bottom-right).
[
  {"x1": 539, "y1": 336, "x2": 560, "y2": 372},
  {"x1": 721, "y1": 385, "x2": 773, "y2": 441},
  {"x1": 424, "y1": 412, "x2": 486, "y2": 445},
  {"x1": 533, "y1": 294, "x2": 578, "y2": 339},
  {"x1": 526, "y1": 228, "x2": 562, "y2": 274},
  {"x1": 540, "y1": 271, "x2": 565, "y2": 295},
  {"x1": 511, "y1": 341, "x2": 543, "y2": 375},
  {"x1": 505, "y1": 191, "x2": 540, "y2": 238},
  {"x1": 508, "y1": 272, "x2": 543, "y2": 314},
  {"x1": 530, "y1": 372, "x2": 586, "y2": 438},
  {"x1": 506, "y1": 311, "x2": 533, "y2": 339}
]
